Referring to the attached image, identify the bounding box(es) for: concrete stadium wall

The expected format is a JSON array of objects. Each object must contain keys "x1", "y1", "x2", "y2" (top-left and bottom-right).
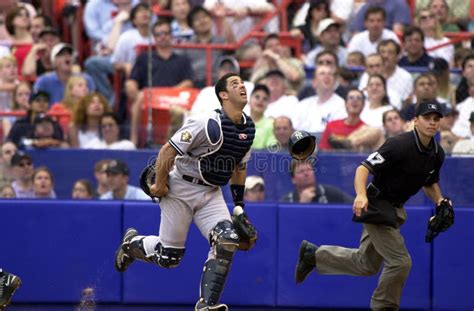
[{"x1": 0, "y1": 201, "x2": 472, "y2": 310}]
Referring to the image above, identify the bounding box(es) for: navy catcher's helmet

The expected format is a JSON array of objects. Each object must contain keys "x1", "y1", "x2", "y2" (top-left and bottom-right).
[{"x1": 288, "y1": 130, "x2": 316, "y2": 160}]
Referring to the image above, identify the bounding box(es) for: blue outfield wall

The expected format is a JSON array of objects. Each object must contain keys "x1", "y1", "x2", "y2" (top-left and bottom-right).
[{"x1": 0, "y1": 201, "x2": 473, "y2": 310}]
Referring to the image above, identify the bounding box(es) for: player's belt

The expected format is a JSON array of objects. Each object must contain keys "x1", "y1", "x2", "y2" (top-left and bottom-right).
[{"x1": 182, "y1": 175, "x2": 211, "y2": 187}]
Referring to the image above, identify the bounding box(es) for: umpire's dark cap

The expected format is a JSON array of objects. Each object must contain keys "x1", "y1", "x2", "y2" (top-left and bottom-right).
[
  {"x1": 11, "y1": 151, "x2": 33, "y2": 167},
  {"x1": 105, "y1": 160, "x2": 130, "y2": 175},
  {"x1": 30, "y1": 91, "x2": 49, "y2": 102},
  {"x1": 469, "y1": 112, "x2": 474, "y2": 122},
  {"x1": 415, "y1": 101, "x2": 444, "y2": 118}
]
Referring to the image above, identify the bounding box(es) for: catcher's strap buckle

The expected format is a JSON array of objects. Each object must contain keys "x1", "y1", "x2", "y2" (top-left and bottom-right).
[{"x1": 182, "y1": 175, "x2": 212, "y2": 187}]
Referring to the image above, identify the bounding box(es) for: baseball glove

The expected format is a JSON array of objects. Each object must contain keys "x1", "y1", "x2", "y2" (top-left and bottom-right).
[
  {"x1": 425, "y1": 198, "x2": 454, "y2": 242},
  {"x1": 232, "y1": 206, "x2": 258, "y2": 251},
  {"x1": 139, "y1": 164, "x2": 159, "y2": 202}
]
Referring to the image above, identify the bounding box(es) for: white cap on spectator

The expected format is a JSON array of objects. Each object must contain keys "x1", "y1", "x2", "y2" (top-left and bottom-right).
[
  {"x1": 316, "y1": 18, "x2": 339, "y2": 36},
  {"x1": 50, "y1": 43, "x2": 75, "y2": 64},
  {"x1": 245, "y1": 175, "x2": 265, "y2": 191}
]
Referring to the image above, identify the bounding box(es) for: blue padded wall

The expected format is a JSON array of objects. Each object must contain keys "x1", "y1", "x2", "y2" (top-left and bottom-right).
[
  {"x1": 277, "y1": 204, "x2": 431, "y2": 310},
  {"x1": 432, "y1": 207, "x2": 474, "y2": 311},
  {"x1": 121, "y1": 202, "x2": 277, "y2": 306},
  {"x1": 0, "y1": 200, "x2": 122, "y2": 303}
]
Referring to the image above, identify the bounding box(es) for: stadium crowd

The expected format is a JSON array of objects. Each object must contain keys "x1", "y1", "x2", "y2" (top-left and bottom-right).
[{"x1": 0, "y1": 0, "x2": 474, "y2": 200}]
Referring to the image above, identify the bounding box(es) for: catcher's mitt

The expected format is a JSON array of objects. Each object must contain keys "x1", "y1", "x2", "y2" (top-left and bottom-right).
[
  {"x1": 232, "y1": 206, "x2": 257, "y2": 251},
  {"x1": 139, "y1": 164, "x2": 159, "y2": 202},
  {"x1": 425, "y1": 198, "x2": 454, "y2": 242}
]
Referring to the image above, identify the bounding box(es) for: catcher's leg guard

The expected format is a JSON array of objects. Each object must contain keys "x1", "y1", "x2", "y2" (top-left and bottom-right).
[{"x1": 196, "y1": 221, "x2": 239, "y2": 309}]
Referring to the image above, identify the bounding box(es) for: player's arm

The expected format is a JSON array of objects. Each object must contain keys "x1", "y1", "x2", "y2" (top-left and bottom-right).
[
  {"x1": 353, "y1": 165, "x2": 370, "y2": 217},
  {"x1": 150, "y1": 142, "x2": 178, "y2": 198},
  {"x1": 423, "y1": 183, "x2": 444, "y2": 205},
  {"x1": 230, "y1": 163, "x2": 247, "y2": 207}
]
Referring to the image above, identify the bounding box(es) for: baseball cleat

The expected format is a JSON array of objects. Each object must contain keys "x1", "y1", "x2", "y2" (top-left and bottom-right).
[
  {"x1": 195, "y1": 301, "x2": 228, "y2": 311},
  {"x1": 115, "y1": 228, "x2": 138, "y2": 272},
  {"x1": 0, "y1": 270, "x2": 21, "y2": 309},
  {"x1": 295, "y1": 240, "x2": 318, "y2": 284}
]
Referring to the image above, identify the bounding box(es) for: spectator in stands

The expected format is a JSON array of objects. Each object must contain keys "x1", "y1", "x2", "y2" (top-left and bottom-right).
[
  {"x1": 0, "y1": 55, "x2": 18, "y2": 112},
  {"x1": 382, "y1": 109, "x2": 406, "y2": 139},
  {"x1": 169, "y1": 0, "x2": 194, "y2": 42},
  {"x1": 191, "y1": 55, "x2": 252, "y2": 115},
  {"x1": 292, "y1": 0, "x2": 354, "y2": 30},
  {"x1": 94, "y1": 159, "x2": 111, "y2": 197},
  {"x1": 11, "y1": 81, "x2": 31, "y2": 112},
  {"x1": 304, "y1": 18, "x2": 347, "y2": 68},
  {"x1": 455, "y1": 54, "x2": 474, "y2": 104},
  {"x1": 100, "y1": 159, "x2": 149, "y2": 200},
  {"x1": 293, "y1": 65, "x2": 346, "y2": 136},
  {"x1": 420, "y1": 0, "x2": 470, "y2": 31},
  {"x1": 452, "y1": 112, "x2": 474, "y2": 153},
  {"x1": 30, "y1": 14, "x2": 52, "y2": 43},
  {"x1": 350, "y1": 1, "x2": 411, "y2": 34},
  {"x1": 204, "y1": 0, "x2": 275, "y2": 41},
  {"x1": 400, "y1": 73, "x2": 438, "y2": 121},
  {"x1": 429, "y1": 57, "x2": 455, "y2": 105},
  {"x1": 88, "y1": 2, "x2": 154, "y2": 105},
  {"x1": 10, "y1": 151, "x2": 34, "y2": 198},
  {"x1": 22, "y1": 26, "x2": 60, "y2": 79},
  {"x1": 358, "y1": 53, "x2": 384, "y2": 90},
  {"x1": 429, "y1": 0, "x2": 461, "y2": 31},
  {"x1": 439, "y1": 105, "x2": 460, "y2": 153},
  {"x1": 49, "y1": 76, "x2": 90, "y2": 135},
  {"x1": 25, "y1": 114, "x2": 67, "y2": 149},
  {"x1": 346, "y1": 51, "x2": 365, "y2": 68},
  {"x1": 289, "y1": 0, "x2": 331, "y2": 53},
  {"x1": 347, "y1": 6, "x2": 400, "y2": 58},
  {"x1": 85, "y1": 112, "x2": 136, "y2": 150},
  {"x1": 319, "y1": 88, "x2": 382, "y2": 151},
  {"x1": 361, "y1": 74, "x2": 395, "y2": 129},
  {"x1": 4, "y1": 6, "x2": 33, "y2": 77},
  {"x1": 452, "y1": 77, "x2": 474, "y2": 138},
  {"x1": 377, "y1": 39, "x2": 413, "y2": 110},
  {"x1": 7, "y1": 91, "x2": 63, "y2": 148},
  {"x1": 269, "y1": 116, "x2": 294, "y2": 152},
  {"x1": 68, "y1": 92, "x2": 112, "y2": 148},
  {"x1": 83, "y1": 0, "x2": 138, "y2": 52},
  {"x1": 0, "y1": 141, "x2": 17, "y2": 188},
  {"x1": 32, "y1": 166, "x2": 56, "y2": 199},
  {"x1": 280, "y1": 158, "x2": 353, "y2": 204},
  {"x1": 72, "y1": 179, "x2": 94, "y2": 200},
  {"x1": 250, "y1": 33, "x2": 305, "y2": 95},
  {"x1": 398, "y1": 26, "x2": 434, "y2": 68},
  {"x1": 0, "y1": 184, "x2": 15, "y2": 198},
  {"x1": 262, "y1": 69, "x2": 299, "y2": 120},
  {"x1": 181, "y1": 6, "x2": 226, "y2": 88},
  {"x1": 244, "y1": 175, "x2": 265, "y2": 202},
  {"x1": 127, "y1": 19, "x2": 194, "y2": 145},
  {"x1": 248, "y1": 84, "x2": 275, "y2": 150},
  {"x1": 33, "y1": 43, "x2": 96, "y2": 106},
  {"x1": 416, "y1": 8, "x2": 454, "y2": 65}
]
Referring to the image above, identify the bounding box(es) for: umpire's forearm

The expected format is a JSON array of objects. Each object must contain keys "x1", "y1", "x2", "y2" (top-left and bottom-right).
[
  {"x1": 423, "y1": 183, "x2": 444, "y2": 204},
  {"x1": 354, "y1": 165, "x2": 370, "y2": 196},
  {"x1": 154, "y1": 143, "x2": 177, "y2": 186}
]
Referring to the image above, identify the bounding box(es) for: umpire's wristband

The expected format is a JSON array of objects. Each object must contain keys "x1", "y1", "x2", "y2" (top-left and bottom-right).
[{"x1": 230, "y1": 184, "x2": 245, "y2": 207}]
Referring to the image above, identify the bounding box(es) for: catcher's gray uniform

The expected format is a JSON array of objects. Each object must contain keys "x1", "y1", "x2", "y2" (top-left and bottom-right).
[{"x1": 118, "y1": 108, "x2": 255, "y2": 310}]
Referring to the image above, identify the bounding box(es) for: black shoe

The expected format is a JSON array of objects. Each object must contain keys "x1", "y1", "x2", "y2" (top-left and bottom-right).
[
  {"x1": 195, "y1": 300, "x2": 228, "y2": 311},
  {"x1": 115, "y1": 228, "x2": 138, "y2": 272},
  {"x1": 0, "y1": 270, "x2": 21, "y2": 308},
  {"x1": 295, "y1": 240, "x2": 317, "y2": 284}
]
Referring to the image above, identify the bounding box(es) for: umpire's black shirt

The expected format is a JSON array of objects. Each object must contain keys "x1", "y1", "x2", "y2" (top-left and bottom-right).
[{"x1": 361, "y1": 129, "x2": 445, "y2": 205}]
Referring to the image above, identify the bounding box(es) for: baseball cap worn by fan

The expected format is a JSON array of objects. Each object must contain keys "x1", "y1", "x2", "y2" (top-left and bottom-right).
[
  {"x1": 50, "y1": 43, "x2": 75, "y2": 64},
  {"x1": 11, "y1": 151, "x2": 33, "y2": 167},
  {"x1": 415, "y1": 101, "x2": 444, "y2": 118},
  {"x1": 245, "y1": 176, "x2": 265, "y2": 191},
  {"x1": 316, "y1": 18, "x2": 339, "y2": 36},
  {"x1": 218, "y1": 56, "x2": 240, "y2": 73},
  {"x1": 105, "y1": 160, "x2": 130, "y2": 175},
  {"x1": 30, "y1": 91, "x2": 49, "y2": 102}
]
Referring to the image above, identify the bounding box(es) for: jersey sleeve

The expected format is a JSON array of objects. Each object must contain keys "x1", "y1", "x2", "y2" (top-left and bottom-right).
[
  {"x1": 168, "y1": 115, "x2": 208, "y2": 156},
  {"x1": 361, "y1": 137, "x2": 401, "y2": 174}
]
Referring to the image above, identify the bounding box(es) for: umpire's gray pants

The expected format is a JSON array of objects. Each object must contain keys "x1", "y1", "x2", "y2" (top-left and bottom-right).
[
  {"x1": 315, "y1": 207, "x2": 411, "y2": 310},
  {"x1": 154, "y1": 170, "x2": 232, "y2": 260}
]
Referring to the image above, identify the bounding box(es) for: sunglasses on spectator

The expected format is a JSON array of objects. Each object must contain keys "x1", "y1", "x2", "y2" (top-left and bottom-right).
[
  {"x1": 420, "y1": 14, "x2": 435, "y2": 20},
  {"x1": 154, "y1": 31, "x2": 171, "y2": 37},
  {"x1": 16, "y1": 11, "x2": 29, "y2": 17}
]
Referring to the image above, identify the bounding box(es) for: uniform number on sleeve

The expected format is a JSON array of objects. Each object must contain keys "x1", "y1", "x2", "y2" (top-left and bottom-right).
[{"x1": 367, "y1": 152, "x2": 385, "y2": 166}]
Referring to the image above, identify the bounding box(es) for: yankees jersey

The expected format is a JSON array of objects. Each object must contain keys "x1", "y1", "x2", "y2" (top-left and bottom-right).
[
  {"x1": 361, "y1": 129, "x2": 445, "y2": 204},
  {"x1": 169, "y1": 109, "x2": 255, "y2": 186}
]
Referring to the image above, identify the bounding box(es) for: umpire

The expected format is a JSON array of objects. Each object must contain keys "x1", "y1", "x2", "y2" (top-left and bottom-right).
[{"x1": 295, "y1": 101, "x2": 452, "y2": 310}]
